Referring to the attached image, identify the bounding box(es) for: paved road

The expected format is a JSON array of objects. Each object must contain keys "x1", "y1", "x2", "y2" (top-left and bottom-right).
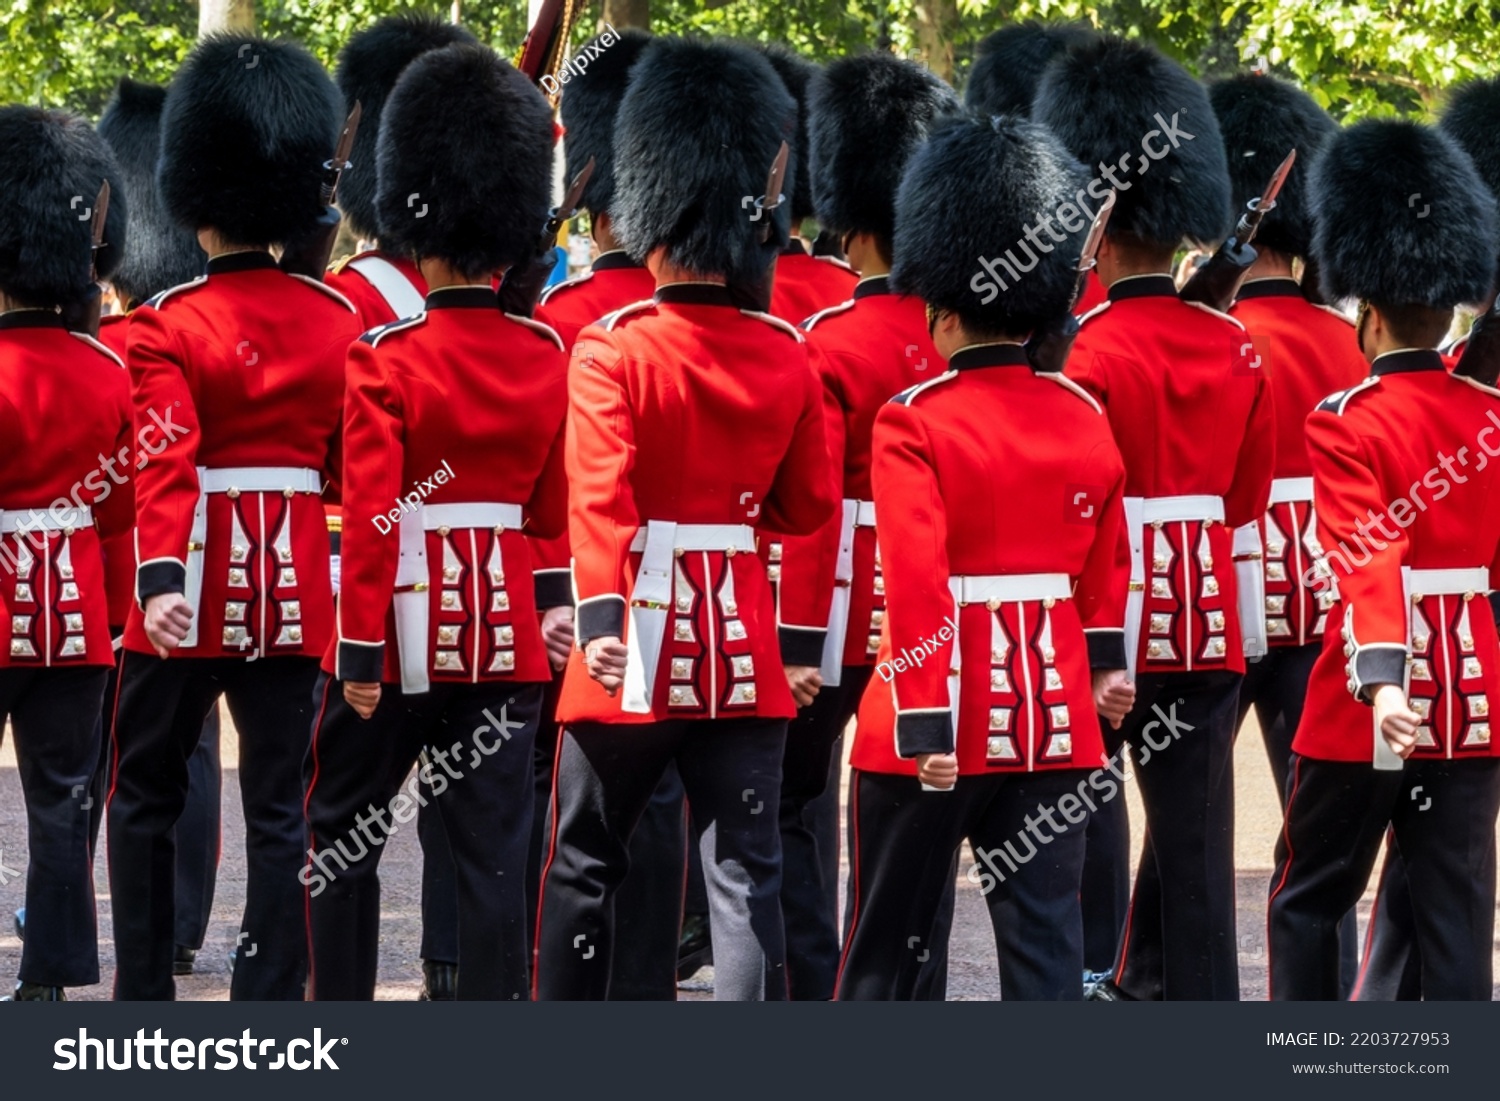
[{"x1": 2, "y1": 707, "x2": 1495, "y2": 1000}]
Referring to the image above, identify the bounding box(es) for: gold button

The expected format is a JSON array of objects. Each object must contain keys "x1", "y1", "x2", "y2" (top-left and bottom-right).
[
  {"x1": 226, "y1": 487, "x2": 240, "y2": 499},
  {"x1": 1203, "y1": 557, "x2": 1213, "y2": 569},
  {"x1": 1414, "y1": 636, "x2": 1428, "y2": 649},
  {"x1": 1412, "y1": 593, "x2": 1423, "y2": 603},
  {"x1": 1043, "y1": 598, "x2": 1056, "y2": 610},
  {"x1": 437, "y1": 525, "x2": 451, "y2": 536},
  {"x1": 744, "y1": 685, "x2": 756, "y2": 700},
  {"x1": 64, "y1": 526, "x2": 76, "y2": 537},
  {"x1": 233, "y1": 545, "x2": 247, "y2": 558},
  {"x1": 676, "y1": 597, "x2": 691, "y2": 613},
  {"x1": 986, "y1": 598, "x2": 999, "y2": 611},
  {"x1": 500, "y1": 626, "x2": 514, "y2": 643},
  {"x1": 1043, "y1": 648, "x2": 1055, "y2": 661},
  {"x1": 1347, "y1": 677, "x2": 1357, "y2": 693},
  {"x1": 1151, "y1": 520, "x2": 1163, "y2": 530},
  {"x1": 1152, "y1": 557, "x2": 1166, "y2": 571},
  {"x1": 725, "y1": 547, "x2": 737, "y2": 558},
  {"x1": 442, "y1": 593, "x2": 457, "y2": 608},
  {"x1": 670, "y1": 688, "x2": 684, "y2": 703},
  {"x1": 724, "y1": 601, "x2": 737, "y2": 615},
  {"x1": 674, "y1": 548, "x2": 685, "y2": 558},
  {"x1": 289, "y1": 627, "x2": 302, "y2": 642},
  {"x1": 283, "y1": 487, "x2": 295, "y2": 498},
  {"x1": 436, "y1": 652, "x2": 451, "y2": 666},
  {"x1": 223, "y1": 627, "x2": 236, "y2": 641},
  {"x1": 444, "y1": 567, "x2": 458, "y2": 581},
  {"x1": 499, "y1": 652, "x2": 514, "y2": 667},
  {"x1": 495, "y1": 524, "x2": 506, "y2": 535}
]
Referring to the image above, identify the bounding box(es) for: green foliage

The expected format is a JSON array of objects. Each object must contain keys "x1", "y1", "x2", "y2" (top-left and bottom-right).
[{"x1": 1, "y1": 0, "x2": 1497, "y2": 120}]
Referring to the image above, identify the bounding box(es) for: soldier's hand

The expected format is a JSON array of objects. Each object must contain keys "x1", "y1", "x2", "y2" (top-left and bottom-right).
[
  {"x1": 784, "y1": 664, "x2": 823, "y2": 708},
  {"x1": 541, "y1": 605, "x2": 575, "y2": 671},
  {"x1": 916, "y1": 752, "x2": 959, "y2": 790},
  {"x1": 1092, "y1": 669, "x2": 1136, "y2": 729},
  {"x1": 143, "y1": 593, "x2": 194, "y2": 658},
  {"x1": 1373, "y1": 684, "x2": 1420, "y2": 759},
  {"x1": 584, "y1": 635, "x2": 628, "y2": 696},
  {"x1": 344, "y1": 681, "x2": 381, "y2": 720}
]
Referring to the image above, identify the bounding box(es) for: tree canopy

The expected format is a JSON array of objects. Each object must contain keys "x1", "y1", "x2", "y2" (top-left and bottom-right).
[{"x1": 2, "y1": 0, "x2": 1496, "y2": 119}]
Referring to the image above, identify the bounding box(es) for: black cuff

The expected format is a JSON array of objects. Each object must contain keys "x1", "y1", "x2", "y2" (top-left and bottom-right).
[
  {"x1": 534, "y1": 568, "x2": 573, "y2": 610},
  {"x1": 336, "y1": 640, "x2": 385, "y2": 683},
  {"x1": 895, "y1": 710, "x2": 955, "y2": 758},
  {"x1": 136, "y1": 560, "x2": 186, "y2": 606},
  {"x1": 1351, "y1": 645, "x2": 1407, "y2": 704},
  {"x1": 576, "y1": 595, "x2": 625, "y2": 646},
  {"x1": 1490, "y1": 592, "x2": 1500, "y2": 623},
  {"x1": 779, "y1": 625, "x2": 827, "y2": 667},
  {"x1": 328, "y1": 530, "x2": 341, "y2": 556},
  {"x1": 1086, "y1": 629, "x2": 1128, "y2": 671}
]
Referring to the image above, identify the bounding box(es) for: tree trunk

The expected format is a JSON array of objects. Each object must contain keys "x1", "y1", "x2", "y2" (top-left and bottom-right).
[
  {"x1": 910, "y1": 0, "x2": 957, "y2": 84},
  {"x1": 198, "y1": 0, "x2": 255, "y2": 38},
  {"x1": 601, "y1": 0, "x2": 649, "y2": 31}
]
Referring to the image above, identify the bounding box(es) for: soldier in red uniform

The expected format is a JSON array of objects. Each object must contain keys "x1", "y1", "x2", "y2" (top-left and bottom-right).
[
  {"x1": 1347, "y1": 78, "x2": 1500, "y2": 1002},
  {"x1": 1267, "y1": 119, "x2": 1500, "y2": 1001},
  {"x1": 106, "y1": 35, "x2": 364, "y2": 1001},
  {"x1": 533, "y1": 37, "x2": 836, "y2": 1001},
  {"x1": 835, "y1": 113, "x2": 1132, "y2": 1000},
  {"x1": 92, "y1": 77, "x2": 220, "y2": 981},
  {"x1": 303, "y1": 42, "x2": 562, "y2": 1002},
  {"x1": 767, "y1": 52, "x2": 959, "y2": 1001},
  {"x1": 760, "y1": 45, "x2": 859, "y2": 325},
  {"x1": 323, "y1": 11, "x2": 484, "y2": 1005},
  {"x1": 0, "y1": 106, "x2": 130, "y2": 1000},
  {"x1": 1036, "y1": 36, "x2": 1273, "y2": 1001},
  {"x1": 325, "y1": 14, "x2": 477, "y2": 330}
]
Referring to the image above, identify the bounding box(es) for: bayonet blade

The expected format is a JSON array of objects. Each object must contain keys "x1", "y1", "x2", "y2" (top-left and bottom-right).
[
  {"x1": 88, "y1": 180, "x2": 110, "y2": 279},
  {"x1": 559, "y1": 156, "x2": 595, "y2": 222},
  {"x1": 1239, "y1": 148, "x2": 1297, "y2": 241},
  {"x1": 758, "y1": 140, "x2": 790, "y2": 242},
  {"x1": 325, "y1": 101, "x2": 362, "y2": 205},
  {"x1": 1077, "y1": 188, "x2": 1117, "y2": 274}
]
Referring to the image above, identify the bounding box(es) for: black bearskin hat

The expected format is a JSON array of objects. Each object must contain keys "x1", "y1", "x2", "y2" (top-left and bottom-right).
[
  {"x1": 559, "y1": 28, "x2": 653, "y2": 220},
  {"x1": 965, "y1": 21, "x2": 1097, "y2": 119}
]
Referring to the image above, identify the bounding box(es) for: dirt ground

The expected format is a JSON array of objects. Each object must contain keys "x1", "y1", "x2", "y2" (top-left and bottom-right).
[{"x1": 1, "y1": 705, "x2": 1495, "y2": 1000}]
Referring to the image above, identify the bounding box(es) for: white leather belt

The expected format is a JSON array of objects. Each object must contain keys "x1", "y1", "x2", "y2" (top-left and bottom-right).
[
  {"x1": 1233, "y1": 522, "x2": 1267, "y2": 660},
  {"x1": 1268, "y1": 477, "x2": 1314, "y2": 505},
  {"x1": 394, "y1": 500, "x2": 525, "y2": 694},
  {"x1": 853, "y1": 499, "x2": 876, "y2": 527},
  {"x1": 953, "y1": 573, "x2": 1072, "y2": 604},
  {"x1": 1124, "y1": 494, "x2": 1226, "y2": 678},
  {"x1": 184, "y1": 466, "x2": 321, "y2": 648},
  {"x1": 1403, "y1": 567, "x2": 1491, "y2": 597},
  {"x1": 819, "y1": 500, "x2": 870, "y2": 686},
  {"x1": 0, "y1": 506, "x2": 93, "y2": 533},
  {"x1": 623, "y1": 521, "x2": 757, "y2": 713},
  {"x1": 348, "y1": 254, "x2": 426, "y2": 319}
]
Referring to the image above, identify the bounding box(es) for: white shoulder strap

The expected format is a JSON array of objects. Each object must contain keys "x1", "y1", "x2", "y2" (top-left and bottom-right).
[{"x1": 348, "y1": 255, "x2": 426, "y2": 320}]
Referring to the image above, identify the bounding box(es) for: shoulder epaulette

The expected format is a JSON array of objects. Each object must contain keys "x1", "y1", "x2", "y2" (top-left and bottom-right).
[
  {"x1": 1076, "y1": 301, "x2": 1111, "y2": 327},
  {"x1": 539, "y1": 271, "x2": 594, "y2": 306},
  {"x1": 801, "y1": 299, "x2": 855, "y2": 332},
  {"x1": 740, "y1": 309, "x2": 806, "y2": 343},
  {"x1": 1036, "y1": 371, "x2": 1103, "y2": 415},
  {"x1": 359, "y1": 313, "x2": 427, "y2": 347},
  {"x1": 143, "y1": 276, "x2": 208, "y2": 310},
  {"x1": 1183, "y1": 300, "x2": 1247, "y2": 331},
  {"x1": 602, "y1": 298, "x2": 656, "y2": 332},
  {"x1": 505, "y1": 313, "x2": 566, "y2": 351},
  {"x1": 1314, "y1": 303, "x2": 1356, "y2": 327},
  {"x1": 889, "y1": 370, "x2": 959, "y2": 406},
  {"x1": 69, "y1": 331, "x2": 124, "y2": 369},
  {"x1": 1454, "y1": 373, "x2": 1500, "y2": 399},
  {"x1": 1316, "y1": 376, "x2": 1380, "y2": 415},
  {"x1": 328, "y1": 252, "x2": 361, "y2": 275},
  {"x1": 289, "y1": 273, "x2": 358, "y2": 314}
]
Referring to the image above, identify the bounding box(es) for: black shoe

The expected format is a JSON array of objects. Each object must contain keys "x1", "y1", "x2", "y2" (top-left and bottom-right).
[
  {"x1": 419, "y1": 960, "x2": 457, "y2": 1001},
  {"x1": 2, "y1": 982, "x2": 65, "y2": 1001},
  {"x1": 173, "y1": 945, "x2": 196, "y2": 976},
  {"x1": 12, "y1": 909, "x2": 22, "y2": 941},
  {"x1": 676, "y1": 913, "x2": 713, "y2": 983},
  {"x1": 1084, "y1": 977, "x2": 1133, "y2": 1002}
]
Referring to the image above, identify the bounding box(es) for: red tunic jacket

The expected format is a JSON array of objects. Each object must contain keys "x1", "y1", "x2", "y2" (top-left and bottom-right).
[
  {"x1": 559, "y1": 282, "x2": 838, "y2": 724},
  {"x1": 1067, "y1": 273, "x2": 1275, "y2": 675},
  {"x1": 125, "y1": 251, "x2": 363, "y2": 659},
  {"x1": 1294, "y1": 350, "x2": 1500, "y2": 762},
  {"x1": 0, "y1": 312, "x2": 134, "y2": 667},
  {"x1": 769, "y1": 245, "x2": 858, "y2": 326},
  {"x1": 851, "y1": 343, "x2": 1130, "y2": 777},
  {"x1": 776, "y1": 275, "x2": 941, "y2": 674},
  {"x1": 325, "y1": 250, "x2": 428, "y2": 330},
  {"x1": 97, "y1": 312, "x2": 139, "y2": 630},
  {"x1": 531, "y1": 250, "x2": 658, "y2": 609},
  {"x1": 1231, "y1": 278, "x2": 1368, "y2": 650},
  {"x1": 331, "y1": 286, "x2": 568, "y2": 688}
]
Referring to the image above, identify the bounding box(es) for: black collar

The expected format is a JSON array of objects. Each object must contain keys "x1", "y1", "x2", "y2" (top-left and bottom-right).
[
  {"x1": 655, "y1": 283, "x2": 737, "y2": 308},
  {"x1": 426, "y1": 286, "x2": 497, "y2": 310},
  {"x1": 206, "y1": 251, "x2": 277, "y2": 276},
  {"x1": 947, "y1": 343, "x2": 1030, "y2": 372},
  {"x1": 0, "y1": 309, "x2": 66, "y2": 332},
  {"x1": 853, "y1": 276, "x2": 891, "y2": 300},
  {"x1": 1234, "y1": 277, "x2": 1303, "y2": 301},
  {"x1": 1371, "y1": 348, "x2": 1445, "y2": 377},
  {"x1": 1108, "y1": 273, "x2": 1177, "y2": 302},
  {"x1": 592, "y1": 250, "x2": 642, "y2": 273}
]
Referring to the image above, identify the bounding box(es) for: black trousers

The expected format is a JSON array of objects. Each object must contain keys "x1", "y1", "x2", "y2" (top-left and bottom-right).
[
  {"x1": 1269, "y1": 755, "x2": 1500, "y2": 1000},
  {"x1": 607, "y1": 765, "x2": 689, "y2": 999},
  {"x1": 89, "y1": 651, "x2": 222, "y2": 950},
  {"x1": 0, "y1": 666, "x2": 105, "y2": 987},
  {"x1": 1239, "y1": 644, "x2": 1357, "y2": 994},
  {"x1": 780, "y1": 663, "x2": 872, "y2": 999},
  {"x1": 304, "y1": 675, "x2": 542, "y2": 1001},
  {"x1": 536, "y1": 717, "x2": 788, "y2": 1001},
  {"x1": 108, "y1": 653, "x2": 315, "y2": 1000},
  {"x1": 1351, "y1": 844, "x2": 1422, "y2": 1000},
  {"x1": 1113, "y1": 671, "x2": 1241, "y2": 1001},
  {"x1": 837, "y1": 768, "x2": 1089, "y2": 1001},
  {"x1": 1080, "y1": 719, "x2": 1130, "y2": 974}
]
